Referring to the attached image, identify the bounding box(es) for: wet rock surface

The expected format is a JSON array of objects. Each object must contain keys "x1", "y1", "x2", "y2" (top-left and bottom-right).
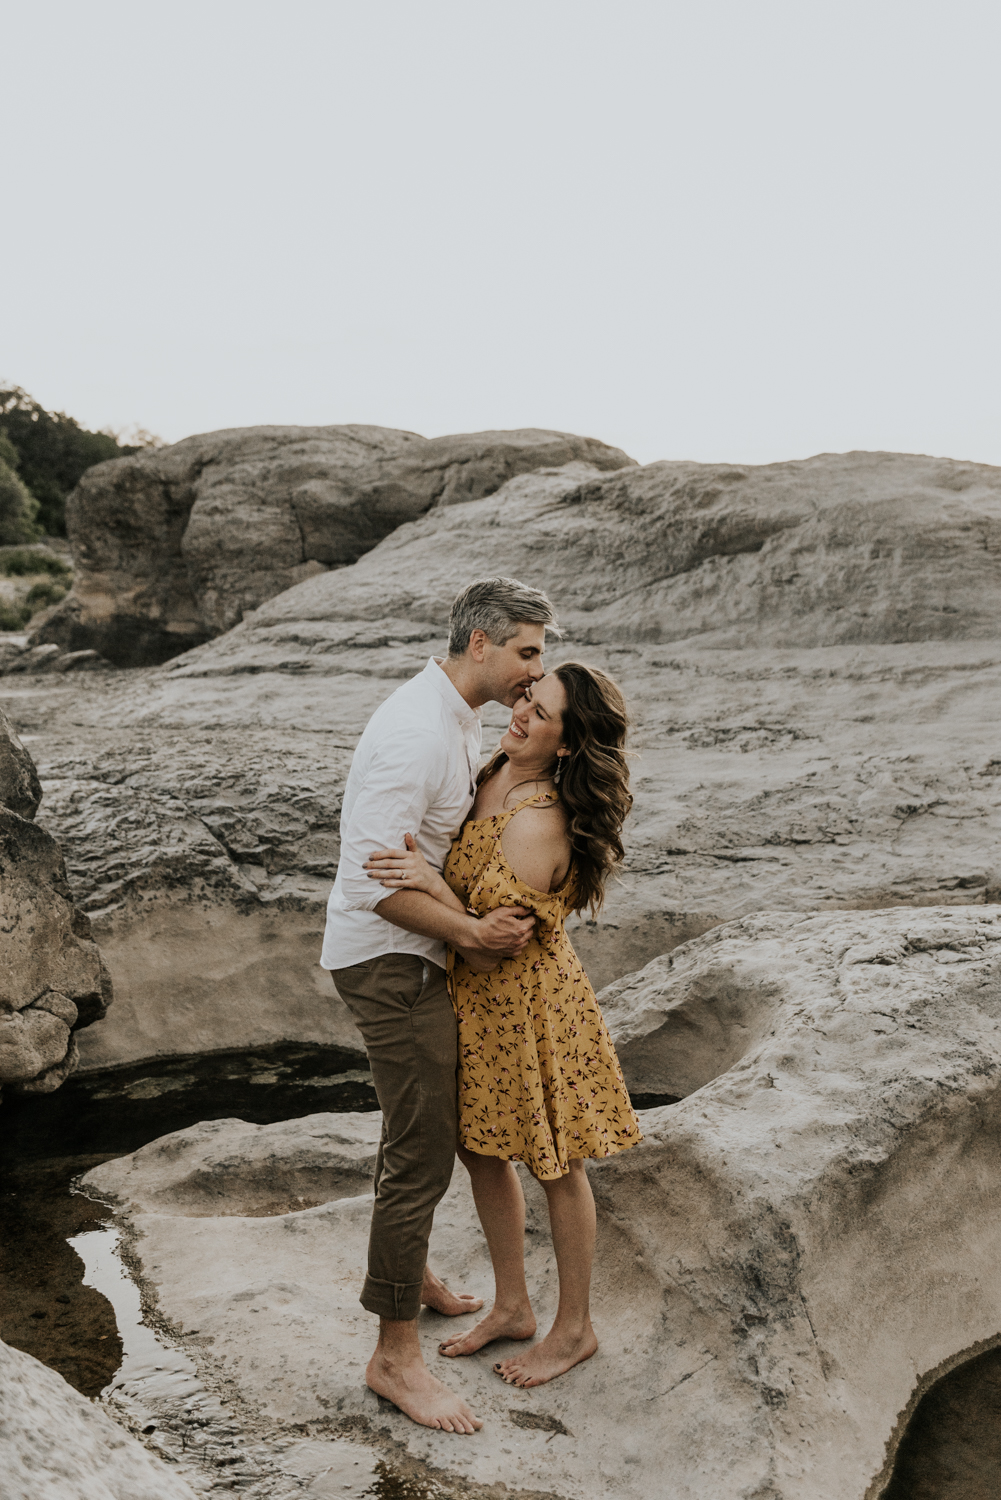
[
  {"x1": 0, "y1": 1334, "x2": 201, "y2": 1500},
  {"x1": 1, "y1": 1059, "x2": 542, "y2": 1500},
  {"x1": 82, "y1": 906, "x2": 1001, "y2": 1500}
]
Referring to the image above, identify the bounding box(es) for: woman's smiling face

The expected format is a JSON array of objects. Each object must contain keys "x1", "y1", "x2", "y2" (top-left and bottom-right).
[{"x1": 501, "y1": 672, "x2": 568, "y2": 767}]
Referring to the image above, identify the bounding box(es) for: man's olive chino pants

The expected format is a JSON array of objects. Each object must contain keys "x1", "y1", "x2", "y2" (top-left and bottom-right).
[{"x1": 331, "y1": 952, "x2": 457, "y2": 1322}]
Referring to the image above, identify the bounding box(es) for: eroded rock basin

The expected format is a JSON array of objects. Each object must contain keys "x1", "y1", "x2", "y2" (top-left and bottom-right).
[{"x1": 6, "y1": 908, "x2": 1001, "y2": 1498}]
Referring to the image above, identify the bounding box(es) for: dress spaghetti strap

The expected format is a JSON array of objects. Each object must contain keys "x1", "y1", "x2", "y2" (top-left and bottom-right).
[{"x1": 497, "y1": 790, "x2": 559, "y2": 820}]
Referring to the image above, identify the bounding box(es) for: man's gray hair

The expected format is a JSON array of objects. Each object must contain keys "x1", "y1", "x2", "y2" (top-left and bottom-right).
[{"x1": 448, "y1": 577, "x2": 561, "y2": 657}]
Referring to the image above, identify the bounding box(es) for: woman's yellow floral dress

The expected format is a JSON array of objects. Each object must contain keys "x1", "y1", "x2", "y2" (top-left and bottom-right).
[{"x1": 444, "y1": 791, "x2": 642, "y2": 1181}]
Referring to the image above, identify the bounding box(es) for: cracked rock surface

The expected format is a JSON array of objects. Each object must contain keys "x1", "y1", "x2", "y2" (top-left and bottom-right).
[
  {"x1": 2, "y1": 448, "x2": 999, "y2": 1071},
  {"x1": 83, "y1": 905, "x2": 1001, "y2": 1499},
  {"x1": 2, "y1": 630, "x2": 998, "y2": 1071}
]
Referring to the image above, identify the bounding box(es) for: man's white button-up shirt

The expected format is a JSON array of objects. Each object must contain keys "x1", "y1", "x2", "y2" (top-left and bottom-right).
[{"x1": 320, "y1": 657, "x2": 482, "y2": 972}]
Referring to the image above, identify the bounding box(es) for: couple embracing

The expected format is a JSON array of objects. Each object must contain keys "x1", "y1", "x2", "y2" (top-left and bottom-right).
[{"x1": 321, "y1": 577, "x2": 641, "y2": 1433}]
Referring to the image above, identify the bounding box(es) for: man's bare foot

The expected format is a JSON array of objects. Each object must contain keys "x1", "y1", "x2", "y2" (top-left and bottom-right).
[
  {"x1": 439, "y1": 1303, "x2": 537, "y2": 1358},
  {"x1": 421, "y1": 1267, "x2": 484, "y2": 1318},
  {"x1": 493, "y1": 1322, "x2": 598, "y2": 1388},
  {"x1": 366, "y1": 1349, "x2": 483, "y2": 1433}
]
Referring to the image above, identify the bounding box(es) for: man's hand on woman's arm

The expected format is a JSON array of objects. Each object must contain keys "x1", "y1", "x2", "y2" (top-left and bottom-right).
[
  {"x1": 374, "y1": 891, "x2": 535, "y2": 971},
  {"x1": 365, "y1": 834, "x2": 460, "y2": 906}
]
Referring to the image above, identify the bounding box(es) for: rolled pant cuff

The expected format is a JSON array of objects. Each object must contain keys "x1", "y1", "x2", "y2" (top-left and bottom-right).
[{"x1": 361, "y1": 1273, "x2": 424, "y2": 1322}]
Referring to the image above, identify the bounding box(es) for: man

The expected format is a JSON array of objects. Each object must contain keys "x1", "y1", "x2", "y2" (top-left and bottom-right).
[{"x1": 322, "y1": 576, "x2": 560, "y2": 1434}]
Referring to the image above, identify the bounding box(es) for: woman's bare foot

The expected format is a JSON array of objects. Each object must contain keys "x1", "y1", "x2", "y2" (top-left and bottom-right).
[
  {"x1": 439, "y1": 1303, "x2": 537, "y2": 1358},
  {"x1": 366, "y1": 1349, "x2": 483, "y2": 1433},
  {"x1": 421, "y1": 1267, "x2": 484, "y2": 1317},
  {"x1": 493, "y1": 1321, "x2": 598, "y2": 1388}
]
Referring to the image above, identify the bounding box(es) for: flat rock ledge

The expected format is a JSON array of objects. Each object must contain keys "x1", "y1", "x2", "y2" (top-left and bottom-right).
[
  {"x1": 0, "y1": 635, "x2": 110, "y2": 675},
  {"x1": 85, "y1": 905, "x2": 1001, "y2": 1500}
]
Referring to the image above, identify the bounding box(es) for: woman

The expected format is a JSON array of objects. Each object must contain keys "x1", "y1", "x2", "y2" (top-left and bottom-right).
[{"x1": 364, "y1": 661, "x2": 642, "y2": 1389}]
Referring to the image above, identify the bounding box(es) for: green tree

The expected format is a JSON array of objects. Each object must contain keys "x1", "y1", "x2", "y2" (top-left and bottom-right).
[
  {"x1": 0, "y1": 431, "x2": 42, "y2": 546},
  {"x1": 0, "y1": 386, "x2": 153, "y2": 536}
]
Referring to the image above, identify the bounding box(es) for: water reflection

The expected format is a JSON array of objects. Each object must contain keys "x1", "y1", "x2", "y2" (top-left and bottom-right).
[
  {"x1": 0, "y1": 1154, "x2": 122, "y2": 1396},
  {"x1": 0, "y1": 1041, "x2": 375, "y2": 1395}
]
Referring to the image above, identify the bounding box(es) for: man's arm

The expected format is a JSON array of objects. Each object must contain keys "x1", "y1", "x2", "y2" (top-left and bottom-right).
[
  {"x1": 336, "y1": 730, "x2": 447, "y2": 915},
  {"x1": 375, "y1": 891, "x2": 535, "y2": 967}
]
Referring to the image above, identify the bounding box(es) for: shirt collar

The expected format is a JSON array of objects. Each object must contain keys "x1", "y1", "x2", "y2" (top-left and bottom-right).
[{"x1": 423, "y1": 657, "x2": 481, "y2": 731}]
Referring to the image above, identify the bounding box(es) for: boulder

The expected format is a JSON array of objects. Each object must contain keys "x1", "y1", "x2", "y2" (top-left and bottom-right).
[
  {"x1": 0, "y1": 709, "x2": 112, "y2": 1096},
  {"x1": 223, "y1": 448, "x2": 1001, "y2": 650},
  {"x1": 0, "y1": 704, "x2": 41, "y2": 817},
  {"x1": 82, "y1": 906, "x2": 1001, "y2": 1500},
  {"x1": 33, "y1": 425, "x2": 634, "y2": 666},
  {"x1": 0, "y1": 1337, "x2": 199, "y2": 1500}
]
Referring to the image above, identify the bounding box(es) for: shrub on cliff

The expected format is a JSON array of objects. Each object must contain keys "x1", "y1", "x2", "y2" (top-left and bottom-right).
[
  {"x1": 0, "y1": 387, "x2": 155, "y2": 537},
  {"x1": 0, "y1": 433, "x2": 41, "y2": 546},
  {"x1": 0, "y1": 548, "x2": 71, "y2": 579}
]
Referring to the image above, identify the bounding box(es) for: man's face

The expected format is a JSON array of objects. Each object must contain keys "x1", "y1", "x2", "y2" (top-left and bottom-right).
[{"x1": 479, "y1": 623, "x2": 547, "y2": 708}]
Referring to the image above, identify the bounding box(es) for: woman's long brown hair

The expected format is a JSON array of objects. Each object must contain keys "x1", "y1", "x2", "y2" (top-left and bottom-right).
[{"x1": 478, "y1": 661, "x2": 632, "y2": 916}]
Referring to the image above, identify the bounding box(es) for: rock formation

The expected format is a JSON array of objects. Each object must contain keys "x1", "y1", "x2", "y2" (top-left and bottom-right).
[
  {"x1": 3, "y1": 450, "x2": 994, "y2": 1072},
  {"x1": 0, "y1": 706, "x2": 112, "y2": 1094},
  {"x1": 33, "y1": 426, "x2": 634, "y2": 666},
  {"x1": 199, "y1": 448, "x2": 1001, "y2": 652},
  {"x1": 0, "y1": 1336, "x2": 199, "y2": 1500},
  {"x1": 83, "y1": 905, "x2": 1001, "y2": 1500},
  {"x1": 0, "y1": 701, "x2": 42, "y2": 818},
  {"x1": 4, "y1": 433, "x2": 1000, "y2": 1495}
]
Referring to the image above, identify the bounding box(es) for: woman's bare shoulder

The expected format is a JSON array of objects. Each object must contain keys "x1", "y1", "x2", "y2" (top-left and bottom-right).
[
  {"x1": 500, "y1": 801, "x2": 571, "y2": 890},
  {"x1": 508, "y1": 799, "x2": 569, "y2": 838}
]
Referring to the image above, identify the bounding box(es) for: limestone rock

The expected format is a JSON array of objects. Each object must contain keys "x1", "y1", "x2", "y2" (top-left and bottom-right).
[
  {"x1": 0, "y1": 1336, "x2": 199, "y2": 1500},
  {"x1": 33, "y1": 425, "x2": 633, "y2": 666},
  {"x1": 0, "y1": 639, "x2": 109, "y2": 675},
  {"x1": 15, "y1": 632, "x2": 996, "y2": 1073},
  {"x1": 0, "y1": 704, "x2": 41, "y2": 817},
  {"x1": 27, "y1": 722, "x2": 357, "y2": 1068},
  {"x1": 0, "y1": 715, "x2": 112, "y2": 1094},
  {"x1": 82, "y1": 906, "x2": 1001, "y2": 1499},
  {"x1": 198, "y1": 448, "x2": 1001, "y2": 655},
  {"x1": 6, "y1": 447, "x2": 1000, "y2": 1072}
]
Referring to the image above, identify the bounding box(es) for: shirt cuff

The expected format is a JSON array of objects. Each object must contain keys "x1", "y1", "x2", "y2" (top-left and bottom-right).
[{"x1": 338, "y1": 874, "x2": 392, "y2": 913}]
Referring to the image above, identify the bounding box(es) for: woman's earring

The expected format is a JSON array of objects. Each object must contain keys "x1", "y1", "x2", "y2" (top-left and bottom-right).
[{"x1": 554, "y1": 757, "x2": 564, "y2": 786}]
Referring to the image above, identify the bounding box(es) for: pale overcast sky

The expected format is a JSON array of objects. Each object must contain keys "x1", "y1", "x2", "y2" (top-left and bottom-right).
[{"x1": 4, "y1": 1, "x2": 1000, "y2": 467}]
